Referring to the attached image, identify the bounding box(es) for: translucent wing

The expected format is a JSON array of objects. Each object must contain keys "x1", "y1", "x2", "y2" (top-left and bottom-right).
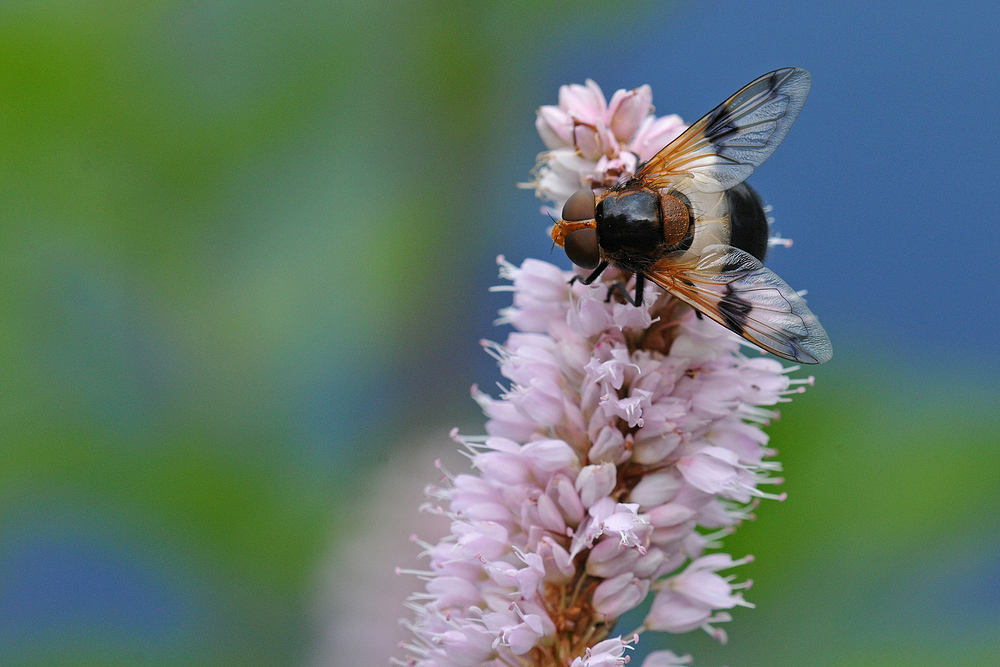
[
  {"x1": 646, "y1": 245, "x2": 832, "y2": 364},
  {"x1": 635, "y1": 68, "x2": 810, "y2": 193}
]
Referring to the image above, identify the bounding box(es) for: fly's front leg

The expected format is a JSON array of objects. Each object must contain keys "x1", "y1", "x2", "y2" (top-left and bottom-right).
[
  {"x1": 569, "y1": 263, "x2": 645, "y2": 307},
  {"x1": 604, "y1": 272, "x2": 644, "y2": 306},
  {"x1": 568, "y1": 260, "x2": 609, "y2": 288}
]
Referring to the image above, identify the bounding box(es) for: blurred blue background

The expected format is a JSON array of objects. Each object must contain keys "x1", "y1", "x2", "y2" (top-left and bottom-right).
[{"x1": 1, "y1": 1, "x2": 997, "y2": 665}]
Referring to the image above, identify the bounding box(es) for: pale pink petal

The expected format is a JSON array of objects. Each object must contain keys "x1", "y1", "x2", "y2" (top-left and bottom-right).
[
  {"x1": 559, "y1": 79, "x2": 608, "y2": 125},
  {"x1": 629, "y1": 472, "x2": 682, "y2": 509},
  {"x1": 678, "y1": 447, "x2": 739, "y2": 494},
  {"x1": 641, "y1": 650, "x2": 693, "y2": 666},
  {"x1": 646, "y1": 502, "x2": 696, "y2": 528},
  {"x1": 588, "y1": 425, "x2": 630, "y2": 464},
  {"x1": 521, "y1": 438, "x2": 578, "y2": 473},
  {"x1": 473, "y1": 450, "x2": 531, "y2": 485},
  {"x1": 535, "y1": 490, "x2": 567, "y2": 533},
  {"x1": 537, "y1": 105, "x2": 574, "y2": 149},
  {"x1": 573, "y1": 122, "x2": 605, "y2": 161},
  {"x1": 631, "y1": 113, "x2": 687, "y2": 161},
  {"x1": 607, "y1": 84, "x2": 652, "y2": 142},
  {"x1": 646, "y1": 589, "x2": 712, "y2": 633},
  {"x1": 554, "y1": 474, "x2": 586, "y2": 523},
  {"x1": 575, "y1": 462, "x2": 617, "y2": 508},
  {"x1": 586, "y1": 535, "x2": 638, "y2": 578},
  {"x1": 592, "y1": 572, "x2": 649, "y2": 619},
  {"x1": 426, "y1": 575, "x2": 482, "y2": 609}
]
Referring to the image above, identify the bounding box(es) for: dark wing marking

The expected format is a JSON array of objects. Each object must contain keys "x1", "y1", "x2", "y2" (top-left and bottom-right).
[
  {"x1": 645, "y1": 245, "x2": 832, "y2": 364},
  {"x1": 634, "y1": 68, "x2": 811, "y2": 193}
]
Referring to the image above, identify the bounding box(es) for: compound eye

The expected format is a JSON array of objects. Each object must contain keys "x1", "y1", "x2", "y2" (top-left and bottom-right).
[
  {"x1": 562, "y1": 189, "x2": 596, "y2": 221},
  {"x1": 564, "y1": 228, "x2": 600, "y2": 269}
]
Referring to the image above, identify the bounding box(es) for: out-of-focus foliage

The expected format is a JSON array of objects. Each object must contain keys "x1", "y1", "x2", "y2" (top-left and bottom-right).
[
  {"x1": 1, "y1": 0, "x2": 997, "y2": 666},
  {"x1": 0, "y1": 0, "x2": 597, "y2": 663}
]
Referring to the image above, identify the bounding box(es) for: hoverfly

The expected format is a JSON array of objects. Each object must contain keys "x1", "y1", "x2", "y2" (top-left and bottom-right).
[{"x1": 551, "y1": 67, "x2": 832, "y2": 364}]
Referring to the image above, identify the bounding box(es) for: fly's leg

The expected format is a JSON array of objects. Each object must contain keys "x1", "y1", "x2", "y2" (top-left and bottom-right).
[{"x1": 569, "y1": 264, "x2": 644, "y2": 307}]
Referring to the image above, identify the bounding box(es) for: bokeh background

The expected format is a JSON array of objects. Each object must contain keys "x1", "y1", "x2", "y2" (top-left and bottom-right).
[{"x1": 2, "y1": 0, "x2": 998, "y2": 665}]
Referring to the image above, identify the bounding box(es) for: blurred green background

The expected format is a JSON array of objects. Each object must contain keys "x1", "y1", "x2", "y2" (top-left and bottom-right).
[{"x1": 1, "y1": 1, "x2": 997, "y2": 666}]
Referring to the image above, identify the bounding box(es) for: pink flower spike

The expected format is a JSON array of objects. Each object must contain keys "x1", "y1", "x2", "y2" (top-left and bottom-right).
[{"x1": 399, "y1": 75, "x2": 822, "y2": 667}]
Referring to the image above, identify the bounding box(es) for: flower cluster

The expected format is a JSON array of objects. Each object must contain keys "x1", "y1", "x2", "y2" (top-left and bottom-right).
[
  {"x1": 397, "y1": 259, "x2": 811, "y2": 666},
  {"x1": 524, "y1": 79, "x2": 687, "y2": 212},
  {"x1": 397, "y1": 81, "x2": 813, "y2": 666}
]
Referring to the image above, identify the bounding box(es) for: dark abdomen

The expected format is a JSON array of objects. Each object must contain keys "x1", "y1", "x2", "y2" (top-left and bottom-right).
[{"x1": 725, "y1": 182, "x2": 769, "y2": 263}]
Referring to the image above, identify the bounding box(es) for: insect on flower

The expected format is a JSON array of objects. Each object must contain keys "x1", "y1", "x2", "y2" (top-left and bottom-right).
[{"x1": 551, "y1": 68, "x2": 833, "y2": 364}]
